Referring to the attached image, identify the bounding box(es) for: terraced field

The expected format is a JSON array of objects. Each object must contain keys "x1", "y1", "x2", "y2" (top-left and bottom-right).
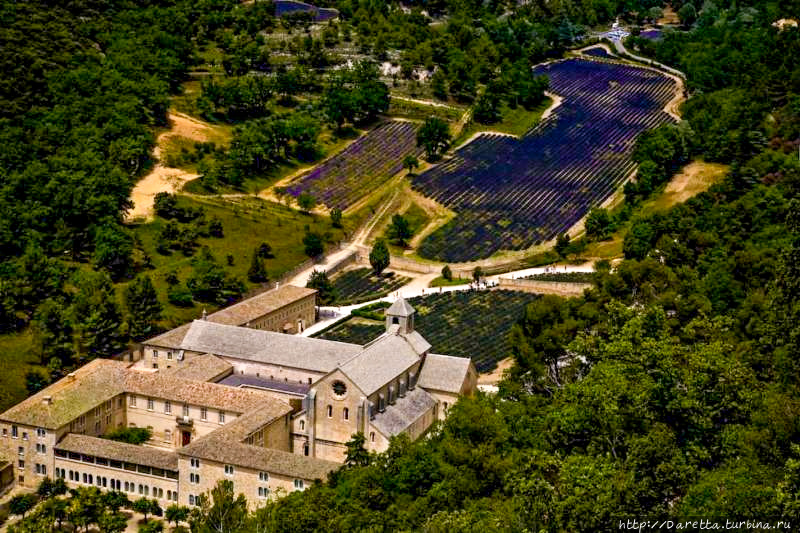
[
  {"x1": 318, "y1": 290, "x2": 539, "y2": 372},
  {"x1": 413, "y1": 58, "x2": 677, "y2": 262}
]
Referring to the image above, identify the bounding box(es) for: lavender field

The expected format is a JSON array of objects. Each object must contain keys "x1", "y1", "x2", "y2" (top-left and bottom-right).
[
  {"x1": 413, "y1": 58, "x2": 677, "y2": 262},
  {"x1": 288, "y1": 121, "x2": 422, "y2": 210},
  {"x1": 274, "y1": 0, "x2": 338, "y2": 21}
]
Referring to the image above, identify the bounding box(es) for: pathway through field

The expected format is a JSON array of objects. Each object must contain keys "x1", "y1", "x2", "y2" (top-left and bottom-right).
[{"x1": 125, "y1": 112, "x2": 214, "y2": 222}]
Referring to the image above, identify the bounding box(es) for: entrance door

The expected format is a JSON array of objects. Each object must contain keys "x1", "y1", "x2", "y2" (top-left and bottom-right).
[{"x1": 182, "y1": 431, "x2": 191, "y2": 446}]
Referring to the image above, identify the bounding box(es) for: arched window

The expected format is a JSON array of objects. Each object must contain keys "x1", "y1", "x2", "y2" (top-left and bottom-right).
[
  {"x1": 392, "y1": 317, "x2": 399, "y2": 325},
  {"x1": 443, "y1": 402, "x2": 449, "y2": 413},
  {"x1": 370, "y1": 431, "x2": 375, "y2": 442},
  {"x1": 326, "y1": 405, "x2": 332, "y2": 418},
  {"x1": 299, "y1": 420, "x2": 305, "y2": 431},
  {"x1": 378, "y1": 394, "x2": 386, "y2": 412},
  {"x1": 343, "y1": 408, "x2": 349, "y2": 421}
]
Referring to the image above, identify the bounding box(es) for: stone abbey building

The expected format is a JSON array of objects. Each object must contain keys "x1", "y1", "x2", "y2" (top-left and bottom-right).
[{"x1": 0, "y1": 292, "x2": 476, "y2": 507}]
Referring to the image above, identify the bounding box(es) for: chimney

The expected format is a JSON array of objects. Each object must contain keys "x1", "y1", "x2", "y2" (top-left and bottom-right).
[{"x1": 42, "y1": 396, "x2": 53, "y2": 405}]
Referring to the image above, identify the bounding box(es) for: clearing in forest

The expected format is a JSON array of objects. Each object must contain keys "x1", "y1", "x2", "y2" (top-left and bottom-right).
[{"x1": 126, "y1": 112, "x2": 230, "y2": 222}]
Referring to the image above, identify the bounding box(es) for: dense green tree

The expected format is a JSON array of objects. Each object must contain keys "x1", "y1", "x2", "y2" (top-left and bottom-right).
[
  {"x1": 387, "y1": 214, "x2": 413, "y2": 247},
  {"x1": 124, "y1": 275, "x2": 163, "y2": 341},
  {"x1": 369, "y1": 240, "x2": 390, "y2": 275},
  {"x1": 70, "y1": 272, "x2": 127, "y2": 360},
  {"x1": 302, "y1": 231, "x2": 324, "y2": 258},
  {"x1": 248, "y1": 251, "x2": 269, "y2": 283},
  {"x1": 8, "y1": 494, "x2": 37, "y2": 518},
  {"x1": 344, "y1": 433, "x2": 370, "y2": 467},
  {"x1": 403, "y1": 155, "x2": 419, "y2": 175},
  {"x1": 25, "y1": 369, "x2": 49, "y2": 395},
  {"x1": 297, "y1": 192, "x2": 317, "y2": 212},
  {"x1": 104, "y1": 427, "x2": 152, "y2": 445},
  {"x1": 330, "y1": 208, "x2": 343, "y2": 228},
  {"x1": 585, "y1": 208, "x2": 613, "y2": 240},
  {"x1": 555, "y1": 233, "x2": 571, "y2": 257},
  {"x1": 441, "y1": 264, "x2": 453, "y2": 281},
  {"x1": 306, "y1": 270, "x2": 337, "y2": 305},
  {"x1": 187, "y1": 248, "x2": 245, "y2": 305},
  {"x1": 257, "y1": 242, "x2": 273, "y2": 259},
  {"x1": 98, "y1": 510, "x2": 128, "y2": 533},
  {"x1": 32, "y1": 298, "x2": 73, "y2": 364},
  {"x1": 194, "y1": 480, "x2": 248, "y2": 533},
  {"x1": 92, "y1": 223, "x2": 133, "y2": 281},
  {"x1": 417, "y1": 117, "x2": 451, "y2": 160},
  {"x1": 165, "y1": 505, "x2": 190, "y2": 529}
]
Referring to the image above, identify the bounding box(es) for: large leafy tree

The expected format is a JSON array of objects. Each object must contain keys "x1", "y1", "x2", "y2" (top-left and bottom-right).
[
  {"x1": 306, "y1": 270, "x2": 337, "y2": 305},
  {"x1": 369, "y1": 239, "x2": 390, "y2": 275},
  {"x1": 416, "y1": 117, "x2": 451, "y2": 160}
]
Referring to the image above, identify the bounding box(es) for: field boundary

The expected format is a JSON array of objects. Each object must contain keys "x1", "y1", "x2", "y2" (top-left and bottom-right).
[{"x1": 496, "y1": 277, "x2": 591, "y2": 296}]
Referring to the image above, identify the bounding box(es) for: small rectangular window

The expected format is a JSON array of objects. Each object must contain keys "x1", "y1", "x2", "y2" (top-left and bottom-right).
[
  {"x1": 167, "y1": 351, "x2": 173, "y2": 360},
  {"x1": 129, "y1": 396, "x2": 137, "y2": 407},
  {"x1": 200, "y1": 408, "x2": 207, "y2": 421},
  {"x1": 11, "y1": 426, "x2": 18, "y2": 438},
  {"x1": 183, "y1": 405, "x2": 190, "y2": 417},
  {"x1": 164, "y1": 401, "x2": 171, "y2": 414},
  {"x1": 259, "y1": 472, "x2": 269, "y2": 482},
  {"x1": 294, "y1": 479, "x2": 304, "y2": 490},
  {"x1": 224, "y1": 465, "x2": 234, "y2": 476},
  {"x1": 153, "y1": 350, "x2": 158, "y2": 359},
  {"x1": 218, "y1": 411, "x2": 225, "y2": 424},
  {"x1": 147, "y1": 398, "x2": 154, "y2": 411}
]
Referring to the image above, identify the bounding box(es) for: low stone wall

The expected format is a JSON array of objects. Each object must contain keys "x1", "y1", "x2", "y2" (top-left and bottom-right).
[{"x1": 497, "y1": 277, "x2": 591, "y2": 296}]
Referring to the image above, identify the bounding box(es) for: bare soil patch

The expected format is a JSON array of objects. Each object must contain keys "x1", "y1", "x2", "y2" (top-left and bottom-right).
[{"x1": 126, "y1": 113, "x2": 215, "y2": 222}]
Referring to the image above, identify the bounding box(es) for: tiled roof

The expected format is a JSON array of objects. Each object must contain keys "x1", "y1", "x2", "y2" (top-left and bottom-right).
[
  {"x1": 179, "y1": 320, "x2": 361, "y2": 373},
  {"x1": 55, "y1": 434, "x2": 178, "y2": 471},
  {"x1": 206, "y1": 285, "x2": 316, "y2": 326},
  {"x1": 0, "y1": 359, "x2": 130, "y2": 429},
  {"x1": 179, "y1": 412, "x2": 337, "y2": 481},
  {"x1": 124, "y1": 370, "x2": 286, "y2": 414},
  {"x1": 418, "y1": 354, "x2": 473, "y2": 394},
  {"x1": 401, "y1": 330, "x2": 431, "y2": 355},
  {"x1": 145, "y1": 323, "x2": 192, "y2": 349},
  {"x1": 217, "y1": 374, "x2": 311, "y2": 396},
  {"x1": 339, "y1": 334, "x2": 420, "y2": 396},
  {"x1": 163, "y1": 354, "x2": 232, "y2": 382},
  {"x1": 371, "y1": 388, "x2": 436, "y2": 437},
  {"x1": 386, "y1": 298, "x2": 415, "y2": 317}
]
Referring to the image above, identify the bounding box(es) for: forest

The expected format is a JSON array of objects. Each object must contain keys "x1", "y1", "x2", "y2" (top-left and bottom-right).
[{"x1": 2, "y1": 0, "x2": 800, "y2": 530}]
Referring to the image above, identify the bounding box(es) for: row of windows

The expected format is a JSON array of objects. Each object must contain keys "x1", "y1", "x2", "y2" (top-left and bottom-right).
[
  {"x1": 129, "y1": 396, "x2": 225, "y2": 423},
  {"x1": 57, "y1": 468, "x2": 176, "y2": 501},
  {"x1": 2, "y1": 426, "x2": 51, "y2": 440},
  {"x1": 325, "y1": 406, "x2": 349, "y2": 420},
  {"x1": 152, "y1": 350, "x2": 175, "y2": 360}
]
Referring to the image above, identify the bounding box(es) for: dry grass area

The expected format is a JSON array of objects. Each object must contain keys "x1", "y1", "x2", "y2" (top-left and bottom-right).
[
  {"x1": 126, "y1": 113, "x2": 231, "y2": 222},
  {"x1": 644, "y1": 160, "x2": 729, "y2": 212},
  {"x1": 478, "y1": 357, "x2": 514, "y2": 385}
]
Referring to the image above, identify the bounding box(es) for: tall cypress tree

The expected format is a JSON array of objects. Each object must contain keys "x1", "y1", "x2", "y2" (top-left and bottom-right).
[
  {"x1": 248, "y1": 251, "x2": 268, "y2": 283},
  {"x1": 125, "y1": 275, "x2": 163, "y2": 341}
]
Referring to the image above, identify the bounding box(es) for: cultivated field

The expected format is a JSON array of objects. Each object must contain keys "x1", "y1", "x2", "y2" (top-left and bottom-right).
[
  {"x1": 287, "y1": 120, "x2": 423, "y2": 210},
  {"x1": 318, "y1": 290, "x2": 539, "y2": 372},
  {"x1": 331, "y1": 268, "x2": 411, "y2": 305},
  {"x1": 413, "y1": 58, "x2": 678, "y2": 262}
]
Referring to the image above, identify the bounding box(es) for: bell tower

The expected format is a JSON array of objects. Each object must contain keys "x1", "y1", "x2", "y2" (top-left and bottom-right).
[{"x1": 385, "y1": 297, "x2": 416, "y2": 334}]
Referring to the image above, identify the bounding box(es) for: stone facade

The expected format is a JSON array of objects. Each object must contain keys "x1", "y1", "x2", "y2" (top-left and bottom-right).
[{"x1": 0, "y1": 298, "x2": 476, "y2": 508}]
